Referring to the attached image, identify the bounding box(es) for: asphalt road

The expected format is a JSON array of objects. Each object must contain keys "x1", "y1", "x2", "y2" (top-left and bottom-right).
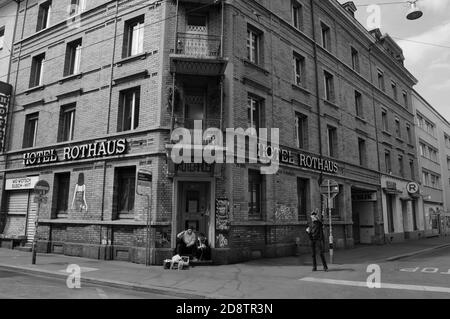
[
  {"x1": 0, "y1": 269, "x2": 180, "y2": 299},
  {"x1": 297, "y1": 246, "x2": 450, "y2": 299}
]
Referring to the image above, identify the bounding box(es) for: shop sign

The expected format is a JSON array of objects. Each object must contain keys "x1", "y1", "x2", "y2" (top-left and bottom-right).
[
  {"x1": 0, "y1": 90, "x2": 11, "y2": 153},
  {"x1": 5, "y1": 176, "x2": 40, "y2": 190},
  {"x1": 259, "y1": 144, "x2": 339, "y2": 174},
  {"x1": 351, "y1": 193, "x2": 377, "y2": 202},
  {"x1": 175, "y1": 162, "x2": 213, "y2": 173},
  {"x1": 23, "y1": 139, "x2": 127, "y2": 166},
  {"x1": 386, "y1": 181, "x2": 397, "y2": 190}
]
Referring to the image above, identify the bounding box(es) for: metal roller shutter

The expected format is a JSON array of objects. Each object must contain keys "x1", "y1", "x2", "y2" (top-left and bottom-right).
[
  {"x1": 7, "y1": 191, "x2": 29, "y2": 215},
  {"x1": 26, "y1": 194, "x2": 38, "y2": 243}
]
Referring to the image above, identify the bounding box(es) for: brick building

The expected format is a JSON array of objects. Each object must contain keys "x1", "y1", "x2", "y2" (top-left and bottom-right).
[{"x1": 0, "y1": 0, "x2": 420, "y2": 264}]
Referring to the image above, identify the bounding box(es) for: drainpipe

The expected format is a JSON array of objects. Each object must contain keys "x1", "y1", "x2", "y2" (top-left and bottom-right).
[
  {"x1": 170, "y1": 0, "x2": 179, "y2": 133},
  {"x1": 6, "y1": 1, "x2": 20, "y2": 85}
]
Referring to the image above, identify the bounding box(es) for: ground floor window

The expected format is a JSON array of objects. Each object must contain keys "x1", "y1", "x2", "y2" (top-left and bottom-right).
[
  {"x1": 248, "y1": 169, "x2": 263, "y2": 220},
  {"x1": 297, "y1": 177, "x2": 309, "y2": 221},
  {"x1": 54, "y1": 172, "x2": 71, "y2": 217},
  {"x1": 114, "y1": 166, "x2": 136, "y2": 218}
]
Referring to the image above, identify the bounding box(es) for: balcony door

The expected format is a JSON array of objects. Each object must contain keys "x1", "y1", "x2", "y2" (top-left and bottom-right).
[
  {"x1": 186, "y1": 14, "x2": 209, "y2": 57},
  {"x1": 185, "y1": 91, "x2": 205, "y2": 130}
]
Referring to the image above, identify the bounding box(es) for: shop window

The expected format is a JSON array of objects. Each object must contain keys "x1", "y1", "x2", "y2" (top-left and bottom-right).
[
  {"x1": 36, "y1": 1, "x2": 52, "y2": 32},
  {"x1": 54, "y1": 173, "x2": 71, "y2": 217},
  {"x1": 29, "y1": 53, "x2": 45, "y2": 88},
  {"x1": 58, "y1": 103, "x2": 76, "y2": 142},
  {"x1": 118, "y1": 87, "x2": 140, "y2": 132},
  {"x1": 64, "y1": 39, "x2": 82, "y2": 76},
  {"x1": 297, "y1": 178, "x2": 309, "y2": 221},
  {"x1": 123, "y1": 15, "x2": 144, "y2": 58},
  {"x1": 114, "y1": 167, "x2": 136, "y2": 218},
  {"x1": 248, "y1": 169, "x2": 263, "y2": 220},
  {"x1": 23, "y1": 113, "x2": 39, "y2": 148}
]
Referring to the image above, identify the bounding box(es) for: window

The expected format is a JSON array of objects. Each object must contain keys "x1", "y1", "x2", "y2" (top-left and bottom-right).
[
  {"x1": 358, "y1": 138, "x2": 367, "y2": 167},
  {"x1": 0, "y1": 27, "x2": 4, "y2": 50},
  {"x1": 324, "y1": 71, "x2": 334, "y2": 102},
  {"x1": 355, "y1": 90, "x2": 363, "y2": 118},
  {"x1": 114, "y1": 167, "x2": 136, "y2": 216},
  {"x1": 118, "y1": 87, "x2": 140, "y2": 132},
  {"x1": 58, "y1": 104, "x2": 76, "y2": 142},
  {"x1": 36, "y1": 1, "x2": 52, "y2": 32},
  {"x1": 402, "y1": 91, "x2": 408, "y2": 108},
  {"x1": 23, "y1": 113, "x2": 39, "y2": 148},
  {"x1": 321, "y1": 22, "x2": 331, "y2": 51},
  {"x1": 385, "y1": 150, "x2": 391, "y2": 173},
  {"x1": 297, "y1": 178, "x2": 309, "y2": 221},
  {"x1": 29, "y1": 53, "x2": 45, "y2": 88},
  {"x1": 248, "y1": 170, "x2": 263, "y2": 220},
  {"x1": 123, "y1": 15, "x2": 144, "y2": 58},
  {"x1": 422, "y1": 171, "x2": 429, "y2": 186},
  {"x1": 247, "y1": 26, "x2": 261, "y2": 64},
  {"x1": 398, "y1": 155, "x2": 404, "y2": 177},
  {"x1": 445, "y1": 134, "x2": 450, "y2": 148},
  {"x1": 351, "y1": 47, "x2": 359, "y2": 72},
  {"x1": 426, "y1": 121, "x2": 436, "y2": 137},
  {"x1": 70, "y1": 0, "x2": 86, "y2": 15},
  {"x1": 377, "y1": 70, "x2": 385, "y2": 91},
  {"x1": 247, "y1": 95, "x2": 261, "y2": 132},
  {"x1": 54, "y1": 173, "x2": 71, "y2": 217},
  {"x1": 409, "y1": 160, "x2": 415, "y2": 180},
  {"x1": 406, "y1": 124, "x2": 412, "y2": 144},
  {"x1": 292, "y1": 1, "x2": 303, "y2": 30},
  {"x1": 447, "y1": 157, "x2": 450, "y2": 170},
  {"x1": 327, "y1": 125, "x2": 338, "y2": 158},
  {"x1": 293, "y1": 53, "x2": 305, "y2": 86},
  {"x1": 382, "y1": 109, "x2": 388, "y2": 131},
  {"x1": 417, "y1": 114, "x2": 424, "y2": 129},
  {"x1": 295, "y1": 113, "x2": 308, "y2": 149},
  {"x1": 64, "y1": 39, "x2": 82, "y2": 76},
  {"x1": 391, "y1": 81, "x2": 398, "y2": 101},
  {"x1": 419, "y1": 142, "x2": 425, "y2": 156},
  {"x1": 395, "y1": 118, "x2": 401, "y2": 138}
]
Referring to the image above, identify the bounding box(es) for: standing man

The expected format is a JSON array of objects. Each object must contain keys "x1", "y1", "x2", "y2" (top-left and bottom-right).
[{"x1": 306, "y1": 210, "x2": 328, "y2": 272}]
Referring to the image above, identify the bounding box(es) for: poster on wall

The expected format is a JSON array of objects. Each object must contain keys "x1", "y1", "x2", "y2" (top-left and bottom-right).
[
  {"x1": 72, "y1": 173, "x2": 88, "y2": 212},
  {"x1": 215, "y1": 198, "x2": 230, "y2": 248}
]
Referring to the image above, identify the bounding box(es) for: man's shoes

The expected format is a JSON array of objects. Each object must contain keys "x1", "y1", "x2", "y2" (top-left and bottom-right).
[
  {"x1": 312, "y1": 267, "x2": 317, "y2": 271},
  {"x1": 324, "y1": 267, "x2": 328, "y2": 272}
]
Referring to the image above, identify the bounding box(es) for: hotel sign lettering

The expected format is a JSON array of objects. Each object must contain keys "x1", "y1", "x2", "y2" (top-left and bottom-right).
[{"x1": 23, "y1": 139, "x2": 127, "y2": 166}]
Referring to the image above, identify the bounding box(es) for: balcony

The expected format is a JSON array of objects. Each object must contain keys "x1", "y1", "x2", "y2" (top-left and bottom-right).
[
  {"x1": 173, "y1": 117, "x2": 222, "y2": 131},
  {"x1": 170, "y1": 33, "x2": 228, "y2": 76}
]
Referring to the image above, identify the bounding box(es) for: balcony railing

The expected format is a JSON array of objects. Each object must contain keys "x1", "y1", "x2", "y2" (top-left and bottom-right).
[
  {"x1": 173, "y1": 117, "x2": 221, "y2": 131},
  {"x1": 175, "y1": 33, "x2": 221, "y2": 58}
]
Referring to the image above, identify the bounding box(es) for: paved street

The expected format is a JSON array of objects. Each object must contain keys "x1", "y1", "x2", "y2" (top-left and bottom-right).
[
  {"x1": 0, "y1": 237, "x2": 449, "y2": 299},
  {"x1": 0, "y1": 268, "x2": 179, "y2": 299}
]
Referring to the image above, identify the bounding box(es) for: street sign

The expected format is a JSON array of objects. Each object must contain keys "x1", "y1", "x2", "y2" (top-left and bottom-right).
[
  {"x1": 137, "y1": 170, "x2": 152, "y2": 188},
  {"x1": 320, "y1": 180, "x2": 339, "y2": 198},
  {"x1": 34, "y1": 195, "x2": 48, "y2": 204},
  {"x1": 34, "y1": 180, "x2": 50, "y2": 195},
  {"x1": 406, "y1": 182, "x2": 420, "y2": 195}
]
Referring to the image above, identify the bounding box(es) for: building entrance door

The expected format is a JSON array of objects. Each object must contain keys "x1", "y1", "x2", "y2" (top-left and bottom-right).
[{"x1": 178, "y1": 182, "x2": 211, "y2": 238}]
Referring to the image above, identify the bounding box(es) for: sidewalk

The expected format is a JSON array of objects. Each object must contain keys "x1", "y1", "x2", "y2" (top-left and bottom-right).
[{"x1": 0, "y1": 236, "x2": 449, "y2": 299}]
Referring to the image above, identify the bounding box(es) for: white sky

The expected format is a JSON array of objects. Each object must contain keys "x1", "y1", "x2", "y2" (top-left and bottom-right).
[{"x1": 339, "y1": 0, "x2": 450, "y2": 121}]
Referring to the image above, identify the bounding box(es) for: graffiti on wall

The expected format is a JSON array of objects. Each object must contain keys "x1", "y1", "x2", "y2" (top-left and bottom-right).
[
  {"x1": 274, "y1": 204, "x2": 296, "y2": 222},
  {"x1": 215, "y1": 198, "x2": 230, "y2": 248},
  {"x1": 216, "y1": 233, "x2": 229, "y2": 248}
]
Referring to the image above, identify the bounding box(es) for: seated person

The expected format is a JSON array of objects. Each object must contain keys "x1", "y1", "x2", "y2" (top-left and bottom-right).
[
  {"x1": 196, "y1": 233, "x2": 211, "y2": 261},
  {"x1": 175, "y1": 228, "x2": 197, "y2": 257}
]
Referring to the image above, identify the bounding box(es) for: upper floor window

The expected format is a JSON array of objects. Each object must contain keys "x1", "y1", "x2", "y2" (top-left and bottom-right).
[
  {"x1": 70, "y1": 0, "x2": 86, "y2": 16},
  {"x1": 293, "y1": 52, "x2": 305, "y2": 86},
  {"x1": 445, "y1": 134, "x2": 450, "y2": 148},
  {"x1": 23, "y1": 113, "x2": 39, "y2": 148},
  {"x1": 385, "y1": 150, "x2": 391, "y2": 173},
  {"x1": 0, "y1": 27, "x2": 4, "y2": 50},
  {"x1": 406, "y1": 124, "x2": 412, "y2": 144},
  {"x1": 327, "y1": 125, "x2": 338, "y2": 158},
  {"x1": 295, "y1": 113, "x2": 308, "y2": 149},
  {"x1": 58, "y1": 104, "x2": 76, "y2": 142},
  {"x1": 395, "y1": 118, "x2": 401, "y2": 138},
  {"x1": 247, "y1": 25, "x2": 262, "y2": 64},
  {"x1": 118, "y1": 87, "x2": 140, "y2": 132},
  {"x1": 398, "y1": 155, "x2": 404, "y2": 177},
  {"x1": 381, "y1": 109, "x2": 388, "y2": 131},
  {"x1": 409, "y1": 159, "x2": 415, "y2": 180},
  {"x1": 64, "y1": 39, "x2": 82, "y2": 76},
  {"x1": 358, "y1": 138, "x2": 367, "y2": 167},
  {"x1": 321, "y1": 22, "x2": 331, "y2": 51},
  {"x1": 402, "y1": 90, "x2": 408, "y2": 108},
  {"x1": 355, "y1": 90, "x2": 363, "y2": 118},
  {"x1": 391, "y1": 81, "x2": 398, "y2": 101},
  {"x1": 247, "y1": 95, "x2": 261, "y2": 132},
  {"x1": 123, "y1": 15, "x2": 144, "y2": 58},
  {"x1": 377, "y1": 70, "x2": 385, "y2": 91},
  {"x1": 29, "y1": 53, "x2": 45, "y2": 88},
  {"x1": 324, "y1": 71, "x2": 335, "y2": 102},
  {"x1": 36, "y1": 1, "x2": 52, "y2": 32},
  {"x1": 292, "y1": 1, "x2": 303, "y2": 30},
  {"x1": 351, "y1": 47, "x2": 359, "y2": 73}
]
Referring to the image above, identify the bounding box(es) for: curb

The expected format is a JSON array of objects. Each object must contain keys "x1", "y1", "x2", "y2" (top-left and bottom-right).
[
  {"x1": 386, "y1": 243, "x2": 450, "y2": 261},
  {"x1": 0, "y1": 263, "x2": 223, "y2": 299}
]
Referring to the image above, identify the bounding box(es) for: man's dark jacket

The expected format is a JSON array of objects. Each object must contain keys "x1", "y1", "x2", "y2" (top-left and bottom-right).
[{"x1": 308, "y1": 219, "x2": 325, "y2": 241}]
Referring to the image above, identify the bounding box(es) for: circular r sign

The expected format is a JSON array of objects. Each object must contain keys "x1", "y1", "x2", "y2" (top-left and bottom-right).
[
  {"x1": 34, "y1": 180, "x2": 50, "y2": 195},
  {"x1": 406, "y1": 182, "x2": 420, "y2": 195}
]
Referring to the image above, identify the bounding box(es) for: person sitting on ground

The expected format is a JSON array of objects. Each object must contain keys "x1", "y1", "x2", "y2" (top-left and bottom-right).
[
  {"x1": 196, "y1": 233, "x2": 211, "y2": 261},
  {"x1": 175, "y1": 228, "x2": 197, "y2": 257}
]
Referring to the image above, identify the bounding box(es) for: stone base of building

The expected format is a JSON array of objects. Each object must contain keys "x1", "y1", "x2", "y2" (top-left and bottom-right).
[{"x1": 404, "y1": 230, "x2": 426, "y2": 240}]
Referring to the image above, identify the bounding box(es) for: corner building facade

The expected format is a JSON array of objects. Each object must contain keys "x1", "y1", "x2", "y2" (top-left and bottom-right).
[{"x1": 0, "y1": 0, "x2": 420, "y2": 264}]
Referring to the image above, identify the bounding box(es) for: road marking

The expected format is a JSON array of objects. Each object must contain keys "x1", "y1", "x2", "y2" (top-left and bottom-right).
[
  {"x1": 58, "y1": 267, "x2": 98, "y2": 274},
  {"x1": 300, "y1": 277, "x2": 450, "y2": 294}
]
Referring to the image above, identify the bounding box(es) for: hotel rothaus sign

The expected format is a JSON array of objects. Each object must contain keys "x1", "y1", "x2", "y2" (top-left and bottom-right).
[{"x1": 23, "y1": 139, "x2": 127, "y2": 166}]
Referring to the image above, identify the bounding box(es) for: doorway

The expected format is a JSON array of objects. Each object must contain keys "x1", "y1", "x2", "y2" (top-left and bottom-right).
[
  {"x1": 185, "y1": 14, "x2": 209, "y2": 56},
  {"x1": 177, "y1": 181, "x2": 212, "y2": 240}
]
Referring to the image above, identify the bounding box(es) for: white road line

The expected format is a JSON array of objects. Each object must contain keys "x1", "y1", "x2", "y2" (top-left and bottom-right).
[{"x1": 300, "y1": 277, "x2": 450, "y2": 294}]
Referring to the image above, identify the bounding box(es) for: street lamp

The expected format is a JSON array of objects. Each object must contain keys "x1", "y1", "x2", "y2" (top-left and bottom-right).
[{"x1": 406, "y1": 0, "x2": 423, "y2": 20}]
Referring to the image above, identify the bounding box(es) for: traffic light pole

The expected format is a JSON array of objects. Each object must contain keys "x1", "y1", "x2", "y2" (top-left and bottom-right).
[
  {"x1": 31, "y1": 198, "x2": 41, "y2": 265},
  {"x1": 327, "y1": 180, "x2": 334, "y2": 265}
]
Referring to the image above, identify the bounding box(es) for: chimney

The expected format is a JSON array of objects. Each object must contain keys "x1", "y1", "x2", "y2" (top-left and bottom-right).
[{"x1": 342, "y1": 1, "x2": 357, "y2": 17}]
